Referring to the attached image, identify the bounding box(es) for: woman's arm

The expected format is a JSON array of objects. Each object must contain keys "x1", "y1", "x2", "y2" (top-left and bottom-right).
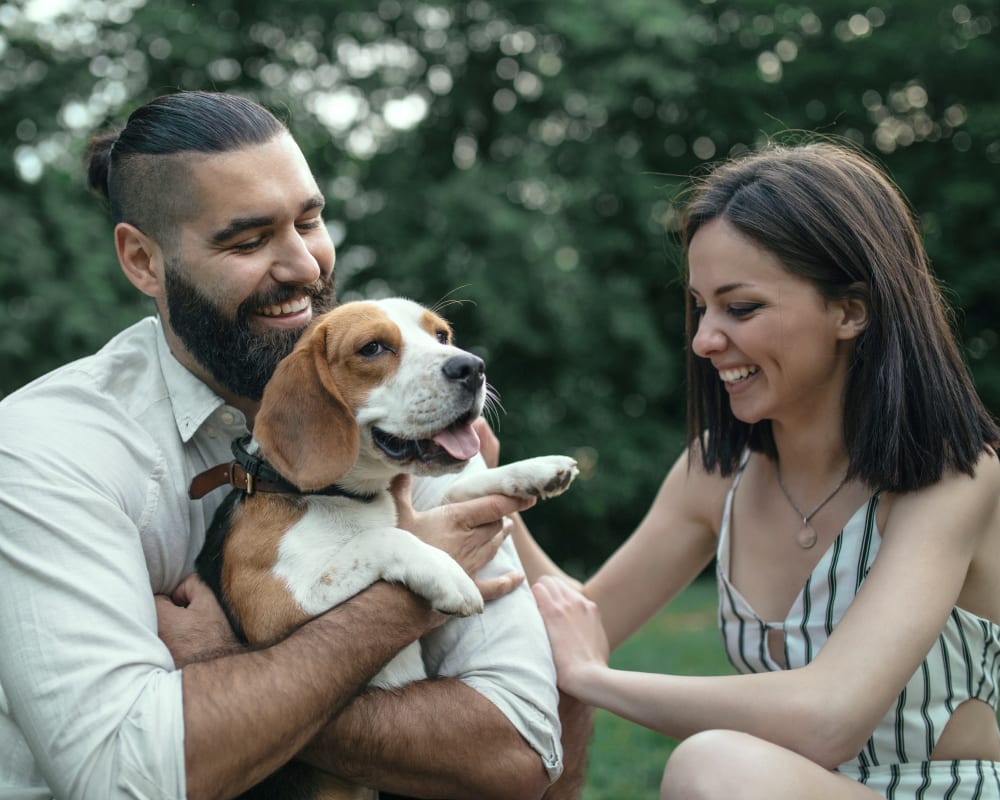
[
  {"x1": 536, "y1": 452, "x2": 1000, "y2": 767},
  {"x1": 583, "y1": 447, "x2": 723, "y2": 650},
  {"x1": 511, "y1": 442, "x2": 723, "y2": 649}
]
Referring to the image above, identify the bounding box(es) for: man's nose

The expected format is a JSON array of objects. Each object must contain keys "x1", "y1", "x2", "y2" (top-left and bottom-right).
[{"x1": 270, "y1": 228, "x2": 323, "y2": 285}]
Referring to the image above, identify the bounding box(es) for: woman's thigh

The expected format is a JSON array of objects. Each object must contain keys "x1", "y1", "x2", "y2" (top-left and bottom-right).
[{"x1": 660, "y1": 730, "x2": 882, "y2": 800}]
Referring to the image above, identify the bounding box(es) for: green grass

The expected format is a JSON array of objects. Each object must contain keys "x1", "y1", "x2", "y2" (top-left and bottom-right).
[{"x1": 581, "y1": 577, "x2": 734, "y2": 800}]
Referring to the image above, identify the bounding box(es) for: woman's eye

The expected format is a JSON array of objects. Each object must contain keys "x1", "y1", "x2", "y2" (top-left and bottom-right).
[
  {"x1": 729, "y1": 303, "x2": 762, "y2": 318},
  {"x1": 690, "y1": 304, "x2": 706, "y2": 318}
]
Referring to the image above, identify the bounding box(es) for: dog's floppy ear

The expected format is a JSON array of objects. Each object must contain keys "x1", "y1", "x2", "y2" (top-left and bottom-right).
[{"x1": 254, "y1": 326, "x2": 359, "y2": 491}]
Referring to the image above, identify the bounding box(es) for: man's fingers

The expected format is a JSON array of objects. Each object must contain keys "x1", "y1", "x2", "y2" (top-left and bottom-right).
[
  {"x1": 390, "y1": 474, "x2": 416, "y2": 528},
  {"x1": 451, "y1": 493, "x2": 536, "y2": 531},
  {"x1": 171, "y1": 572, "x2": 203, "y2": 606},
  {"x1": 476, "y1": 571, "x2": 525, "y2": 602}
]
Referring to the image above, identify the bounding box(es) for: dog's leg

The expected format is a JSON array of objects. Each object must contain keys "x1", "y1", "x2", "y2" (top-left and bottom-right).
[
  {"x1": 442, "y1": 455, "x2": 579, "y2": 503},
  {"x1": 288, "y1": 528, "x2": 484, "y2": 619}
]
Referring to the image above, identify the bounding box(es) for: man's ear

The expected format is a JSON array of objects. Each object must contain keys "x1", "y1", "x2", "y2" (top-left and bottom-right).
[
  {"x1": 834, "y1": 285, "x2": 870, "y2": 341},
  {"x1": 115, "y1": 222, "x2": 164, "y2": 299}
]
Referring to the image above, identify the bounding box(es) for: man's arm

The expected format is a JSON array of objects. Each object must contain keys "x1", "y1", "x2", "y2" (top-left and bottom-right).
[
  {"x1": 301, "y1": 677, "x2": 550, "y2": 800},
  {"x1": 179, "y1": 581, "x2": 437, "y2": 800}
]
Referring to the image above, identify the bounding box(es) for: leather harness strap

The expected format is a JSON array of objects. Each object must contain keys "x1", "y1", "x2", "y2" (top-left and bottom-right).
[{"x1": 188, "y1": 460, "x2": 293, "y2": 499}]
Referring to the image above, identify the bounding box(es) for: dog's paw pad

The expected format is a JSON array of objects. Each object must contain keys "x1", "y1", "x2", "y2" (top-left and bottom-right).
[
  {"x1": 433, "y1": 587, "x2": 484, "y2": 617},
  {"x1": 525, "y1": 457, "x2": 579, "y2": 499}
]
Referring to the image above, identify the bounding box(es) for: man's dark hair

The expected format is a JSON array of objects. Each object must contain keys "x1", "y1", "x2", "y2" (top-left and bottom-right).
[
  {"x1": 680, "y1": 140, "x2": 999, "y2": 492},
  {"x1": 84, "y1": 91, "x2": 288, "y2": 246}
]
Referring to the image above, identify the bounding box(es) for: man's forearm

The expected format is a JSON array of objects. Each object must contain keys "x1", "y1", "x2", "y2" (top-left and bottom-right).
[
  {"x1": 301, "y1": 677, "x2": 551, "y2": 800},
  {"x1": 182, "y1": 583, "x2": 434, "y2": 800}
]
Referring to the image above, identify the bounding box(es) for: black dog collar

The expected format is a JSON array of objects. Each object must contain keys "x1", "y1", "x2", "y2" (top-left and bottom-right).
[{"x1": 189, "y1": 435, "x2": 376, "y2": 502}]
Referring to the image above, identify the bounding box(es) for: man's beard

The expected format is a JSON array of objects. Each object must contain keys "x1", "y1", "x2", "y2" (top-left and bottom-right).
[{"x1": 164, "y1": 263, "x2": 336, "y2": 401}]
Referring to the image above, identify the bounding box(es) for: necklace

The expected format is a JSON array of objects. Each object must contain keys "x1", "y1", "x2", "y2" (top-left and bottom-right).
[{"x1": 774, "y1": 461, "x2": 849, "y2": 549}]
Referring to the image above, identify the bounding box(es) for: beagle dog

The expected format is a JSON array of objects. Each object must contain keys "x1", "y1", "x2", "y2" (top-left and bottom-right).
[{"x1": 193, "y1": 297, "x2": 577, "y2": 800}]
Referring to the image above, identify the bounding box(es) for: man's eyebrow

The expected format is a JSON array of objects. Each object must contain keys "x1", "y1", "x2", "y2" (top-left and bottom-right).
[
  {"x1": 209, "y1": 195, "x2": 326, "y2": 245},
  {"x1": 210, "y1": 215, "x2": 275, "y2": 245},
  {"x1": 302, "y1": 195, "x2": 325, "y2": 213}
]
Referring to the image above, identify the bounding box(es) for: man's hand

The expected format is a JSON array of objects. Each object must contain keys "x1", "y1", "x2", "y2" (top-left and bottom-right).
[
  {"x1": 155, "y1": 573, "x2": 242, "y2": 668},
  {"x1": 390, "y1": 475, "x2": 535, "y2": 602}
]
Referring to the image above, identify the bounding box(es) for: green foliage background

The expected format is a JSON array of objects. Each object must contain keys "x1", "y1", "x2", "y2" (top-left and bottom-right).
[{"x1": 1, "y1": 0, "x2": 998, "y2": 573}]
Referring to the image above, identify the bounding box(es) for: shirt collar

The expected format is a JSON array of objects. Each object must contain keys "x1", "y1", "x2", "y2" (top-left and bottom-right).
[{"x1": 154, "y1": 317, "x2": 228, "y2": 443}]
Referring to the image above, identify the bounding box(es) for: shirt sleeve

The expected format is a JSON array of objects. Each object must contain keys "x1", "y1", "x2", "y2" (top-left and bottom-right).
[
  {"x1": 0, "y1": 386, "x2": 187, "y2": 799},
  {"x1": 411, "y1": 461, "x2": 564, "y2": 782}
]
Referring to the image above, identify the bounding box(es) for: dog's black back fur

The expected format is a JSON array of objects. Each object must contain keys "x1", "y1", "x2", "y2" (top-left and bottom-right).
[{"x1": 195, "y1": 489, "x2": 249, "y2": 643}]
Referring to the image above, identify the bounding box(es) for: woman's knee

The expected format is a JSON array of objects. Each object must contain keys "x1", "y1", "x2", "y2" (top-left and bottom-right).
[{"x1": 660, "y1": 729, "x2": 766, "y2": 800}]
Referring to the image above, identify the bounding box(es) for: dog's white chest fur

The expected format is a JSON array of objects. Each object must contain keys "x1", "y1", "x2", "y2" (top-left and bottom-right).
[{"x1": 272, "y1": 490, "x2": 478, "y2": 688}]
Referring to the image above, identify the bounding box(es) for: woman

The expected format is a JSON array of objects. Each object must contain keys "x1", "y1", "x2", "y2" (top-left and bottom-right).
[{"x1": 520, "y1": 141, "x2": 1000, "y2": 798}]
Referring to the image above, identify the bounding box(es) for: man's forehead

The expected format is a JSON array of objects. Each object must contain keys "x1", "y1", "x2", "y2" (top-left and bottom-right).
[{"x1": 180, "y1": 137, "x2": 323, "y2": 232}]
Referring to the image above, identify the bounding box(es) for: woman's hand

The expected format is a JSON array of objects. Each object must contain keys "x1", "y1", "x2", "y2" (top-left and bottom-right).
[
  {"x1": 532, "y1": 575, "x2": 611, "y2": 694},
  {"x1": 391, "y1": 474, "x2": 536, "y2": 602},
  {"x1": 473, "y1": 416, "x2": 500, "y2": 469}
]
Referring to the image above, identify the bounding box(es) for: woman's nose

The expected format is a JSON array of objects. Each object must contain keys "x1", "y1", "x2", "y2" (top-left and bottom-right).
[{"x1": 691, "y1": 314, "x2": 726, "y2": 358}]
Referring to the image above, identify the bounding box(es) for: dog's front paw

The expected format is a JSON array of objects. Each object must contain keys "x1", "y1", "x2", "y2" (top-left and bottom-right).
[
  {"x1": 429, "y1": 572, "x2": 485, "y2": 617},
  {"x1": 400, "y1": 547, "x2": 484, "y2": 617},
  {"x1": 501, "y1": 455, "x2": 580, "y2": 499},
  {"x1": 443, "y1": 455, "x2": 580, "y2": 503}
]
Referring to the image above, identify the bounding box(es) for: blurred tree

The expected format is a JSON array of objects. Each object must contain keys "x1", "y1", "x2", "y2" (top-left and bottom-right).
[{"x1": 1, "y1": 0, "x2": 997, "y2": 571}]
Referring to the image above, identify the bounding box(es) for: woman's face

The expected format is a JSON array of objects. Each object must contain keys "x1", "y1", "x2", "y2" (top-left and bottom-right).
[{"x1": 688, "y1": 217, "x2": 861, "y2": 428}]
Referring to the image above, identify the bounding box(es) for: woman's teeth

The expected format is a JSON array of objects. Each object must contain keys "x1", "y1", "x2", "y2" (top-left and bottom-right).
[
  {"x1": 720, "y1": 366, "x2": 760, "y2": 383},
  {"x1": 259, "y1": 296, "x2": 310, "y2": 317}
]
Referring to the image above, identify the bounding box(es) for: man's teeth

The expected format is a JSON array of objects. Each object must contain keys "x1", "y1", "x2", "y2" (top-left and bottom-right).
[
  {"x1": 720, "y1": 366, "x2": 760, "y2": 383},
  {"x1": 259, "y1": 296, "x2": 310, "y2": 317}
]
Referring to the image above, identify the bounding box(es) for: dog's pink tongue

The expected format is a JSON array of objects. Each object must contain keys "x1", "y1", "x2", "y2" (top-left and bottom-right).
[{"x1": 432, "y1": 424, "x2": 481, "y2": 461}]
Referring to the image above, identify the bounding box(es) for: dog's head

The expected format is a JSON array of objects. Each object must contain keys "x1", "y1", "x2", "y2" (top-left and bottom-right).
[{"x1": 254, "y1": 298, "x2": 486, "y2": 492}]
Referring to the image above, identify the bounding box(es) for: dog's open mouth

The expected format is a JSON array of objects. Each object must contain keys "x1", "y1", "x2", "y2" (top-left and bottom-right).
[{"x1": 372, "y1": 412, "x2": 481, "y2": 466}]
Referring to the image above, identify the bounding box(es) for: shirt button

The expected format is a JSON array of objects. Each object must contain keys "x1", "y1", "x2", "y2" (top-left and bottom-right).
[{"x1": 220, "y1": 411, "x2": 236, "y2": 425}]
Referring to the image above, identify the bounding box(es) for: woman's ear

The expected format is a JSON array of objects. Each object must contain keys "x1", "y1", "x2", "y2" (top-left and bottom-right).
[
  {"x1": 115, "y1": 222, "x2": 164, "y2": 299},
  {"x1": 834, "y1": 283, "x2": 870, "y2": 341}
]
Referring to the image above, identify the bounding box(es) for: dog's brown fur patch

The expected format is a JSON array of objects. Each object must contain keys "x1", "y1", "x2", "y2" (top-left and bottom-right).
[{"x1": 223, "y1": 495, "x2": 312, "y2": 644}]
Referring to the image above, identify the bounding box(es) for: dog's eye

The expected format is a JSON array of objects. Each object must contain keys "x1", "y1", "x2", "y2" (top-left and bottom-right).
[
  {"x1": 358, "y1": 341, "x2": 391, "y2": 357},
  {"x1": 436, "y1": 330, "x2": 450, "y2": 344}
]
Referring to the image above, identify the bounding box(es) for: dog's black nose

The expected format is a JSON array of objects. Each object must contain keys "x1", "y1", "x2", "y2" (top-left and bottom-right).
[{"x1": 442, "y1": 354, "x2": 485, "y2": 393}]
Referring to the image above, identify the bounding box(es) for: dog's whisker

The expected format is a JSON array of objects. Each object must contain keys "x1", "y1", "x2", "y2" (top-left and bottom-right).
[
  {"x1": 482, "y1": 387, "x2": 506, "y2": 429},
  {"x1": 431, "y1": 287, "x2": 475, "y2": 316}
]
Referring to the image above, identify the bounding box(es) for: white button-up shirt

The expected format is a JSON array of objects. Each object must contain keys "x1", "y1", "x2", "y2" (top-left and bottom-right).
[{"x1": 0, "y1": 317, "x2": 562, "y2": 799}]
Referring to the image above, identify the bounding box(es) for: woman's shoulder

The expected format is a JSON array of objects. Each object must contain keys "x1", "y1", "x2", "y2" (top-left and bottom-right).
[
  {"x1": 880, "y1": 447, "x2": 1000, "y2": 544},
  {"x1": 657, "y1": 441, "x2": 739, "y2": 534}
]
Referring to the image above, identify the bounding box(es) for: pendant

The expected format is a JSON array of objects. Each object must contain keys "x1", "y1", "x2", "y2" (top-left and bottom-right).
[{"x1": 796, "y1": 524, "x2": 818, "y2": 549}]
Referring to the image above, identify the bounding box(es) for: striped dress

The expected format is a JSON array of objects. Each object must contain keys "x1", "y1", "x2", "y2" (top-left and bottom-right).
[{"x1": 716, "y1": 464, "x2": 1000, "y2": 798}]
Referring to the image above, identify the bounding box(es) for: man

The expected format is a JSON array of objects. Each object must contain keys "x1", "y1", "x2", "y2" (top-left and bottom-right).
[{"x1": 0, "y1": 91, "x2": 562, "y2": 799}]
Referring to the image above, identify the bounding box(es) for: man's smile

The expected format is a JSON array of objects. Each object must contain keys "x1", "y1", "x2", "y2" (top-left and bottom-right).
[{"x1": 258, "y1": 295, "x2": 312, "y2": 318}]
